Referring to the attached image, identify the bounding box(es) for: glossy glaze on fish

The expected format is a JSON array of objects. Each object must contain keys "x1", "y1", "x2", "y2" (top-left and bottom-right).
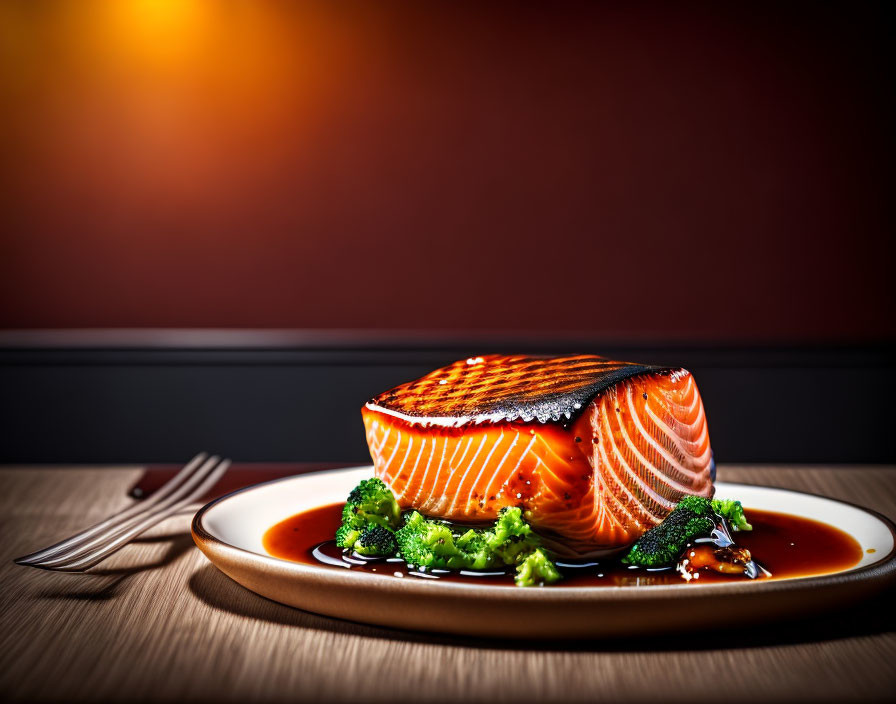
[{"x1": 362, "y1": 354, "x2": 714, "y2": 555}]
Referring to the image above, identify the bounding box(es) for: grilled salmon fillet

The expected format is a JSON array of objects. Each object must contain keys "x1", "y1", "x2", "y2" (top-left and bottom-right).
[{"x1": 361, "y1": 354, "x2": 714, "y2": 556}]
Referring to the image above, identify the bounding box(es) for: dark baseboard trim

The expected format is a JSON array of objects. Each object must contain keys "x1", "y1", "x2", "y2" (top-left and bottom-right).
[
  {"x1": 1, "y1": 330, "x2": 893, "y2": 464},
  {"x1": 1, "y1": 329, "x2": 892, "y2": 367}
]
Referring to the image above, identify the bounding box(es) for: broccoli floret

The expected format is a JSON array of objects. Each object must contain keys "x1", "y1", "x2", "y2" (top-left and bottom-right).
[
  {"x1": 354, "y1": 525, "x2": 398, "y2": 556},
  {"x1": 336, "y1": 524, "x2": 397, "y2": 557},
  {"x1": 622, "y1": 495, "x2": 754, "y2": 567},
  {"x1": 622, "y1": 496, "x2": 716, "y2": 567},
  {"x1": 395, "y1": 511, "x2": 493, "y2": 569},
  {"x1": 335, "y1": 478, "x2": 401, "y2": 555},
  {"x1": 712, "y1": 498, "x2": 753, "y2": 531},
  {"x1": 676, "y1": 495, "x2": 715, "y2": 516},
  {"x1": 484, "y1": 507, "x2": 541, "y2": 563},
  {"x1": 452, "y1": 528, "x2": 494, "y2": 569},
  {"x1": 341, "y1": 477, "x2": 401, "y2": 532},
  {"x1": 335, "y1": 478, "x2": 561, "y2": 585},
  {"x1": 395, "y1": 508, "x2": 561, "y2": 586},
  {"x1": 335, "y1": 524, "x2": 362, "y2": 549},
  {"x1": 514, "y1": 548, "x2": 561, "y2": 587}
]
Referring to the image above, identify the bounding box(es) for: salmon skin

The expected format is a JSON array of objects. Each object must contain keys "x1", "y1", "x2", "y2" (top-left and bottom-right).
[{"x1": 362, "y1": 354, "x2": 714, "y2": 556}]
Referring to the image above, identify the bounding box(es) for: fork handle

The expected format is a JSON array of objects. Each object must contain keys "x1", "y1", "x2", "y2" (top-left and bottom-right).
[
  {"x1": 14, "y1": 452, "x2": 209, "y2": 565},
  {"x1": 39, "y1": 459, "x2": 232, "y2": 573}
]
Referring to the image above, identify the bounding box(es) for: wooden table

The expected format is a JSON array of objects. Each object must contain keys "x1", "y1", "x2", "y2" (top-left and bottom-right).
[{"x1": 2, "y1": 465, "x2": 895, "y2": 703}]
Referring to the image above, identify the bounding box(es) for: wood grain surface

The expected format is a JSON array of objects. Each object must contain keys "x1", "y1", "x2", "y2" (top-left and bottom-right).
[{"x1": 1, "y1": 465, "x2": 895, "y2": 703}]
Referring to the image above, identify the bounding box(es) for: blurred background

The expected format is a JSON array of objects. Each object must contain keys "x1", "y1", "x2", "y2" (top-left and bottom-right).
[{"x1": 1, "y1": 1, "x2": 893, "y2": 464}]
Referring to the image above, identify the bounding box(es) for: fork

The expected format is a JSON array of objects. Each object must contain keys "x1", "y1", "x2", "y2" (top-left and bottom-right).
[{"x1": 14, "y1": 452, "x2": 231, "y2": 573}]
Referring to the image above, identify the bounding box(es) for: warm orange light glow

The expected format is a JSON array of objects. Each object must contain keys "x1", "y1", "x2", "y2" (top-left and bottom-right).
[
  {"x1": 0, "y1": 1, "x2": 367, "y2": 217},
  {"x1": 1, "y1": 2, "x2": 892, "y2": 336},
  {"x1": 105, "y1": 0, "x2": 209, "y2": 67}
]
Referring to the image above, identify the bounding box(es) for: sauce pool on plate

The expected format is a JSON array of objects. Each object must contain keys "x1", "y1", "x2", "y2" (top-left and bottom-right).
[{"x1": 262, "y1": 503, "x2": 864, "y2": 587}]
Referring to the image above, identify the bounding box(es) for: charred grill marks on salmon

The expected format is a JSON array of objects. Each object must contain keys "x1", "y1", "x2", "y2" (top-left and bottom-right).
[
  {"x1": 366, "y1": 354, "x2": 665, "y2": 427},
  {"x1": 362, "y1": 354, "x2": 714, "y2": 556}
]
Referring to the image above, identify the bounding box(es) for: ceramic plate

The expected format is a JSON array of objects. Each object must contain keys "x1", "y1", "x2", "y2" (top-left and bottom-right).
[{"x1": 192, "y1": 466, "x2": 896, "y2": 638}]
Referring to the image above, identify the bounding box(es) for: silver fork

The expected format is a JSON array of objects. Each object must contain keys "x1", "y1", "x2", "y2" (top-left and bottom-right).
[{"x1": 14, "y1": 452, "x2": 231, "y2": 573}]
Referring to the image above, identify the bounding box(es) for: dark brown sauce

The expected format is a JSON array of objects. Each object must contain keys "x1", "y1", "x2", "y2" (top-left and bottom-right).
[{"x1": 262, "y1": 503, "x2": 864, "y2": 587}]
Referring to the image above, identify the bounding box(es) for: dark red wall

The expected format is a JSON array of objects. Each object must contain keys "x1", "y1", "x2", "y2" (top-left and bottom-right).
[{"x1": 1, "y1": 2, "x2": 893, "y2": 340}]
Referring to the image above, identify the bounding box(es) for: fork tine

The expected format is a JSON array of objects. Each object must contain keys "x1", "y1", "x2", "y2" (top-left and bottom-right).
[
  {"x1": 41, "y1": 459, "x2": 233, "y2": 573},
  {"x1": 14, "y1": 452, "x2": 209, "y2": 566},
  {"x1": 29, "y1": 455, "x2": 225, "y2": 569}
]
